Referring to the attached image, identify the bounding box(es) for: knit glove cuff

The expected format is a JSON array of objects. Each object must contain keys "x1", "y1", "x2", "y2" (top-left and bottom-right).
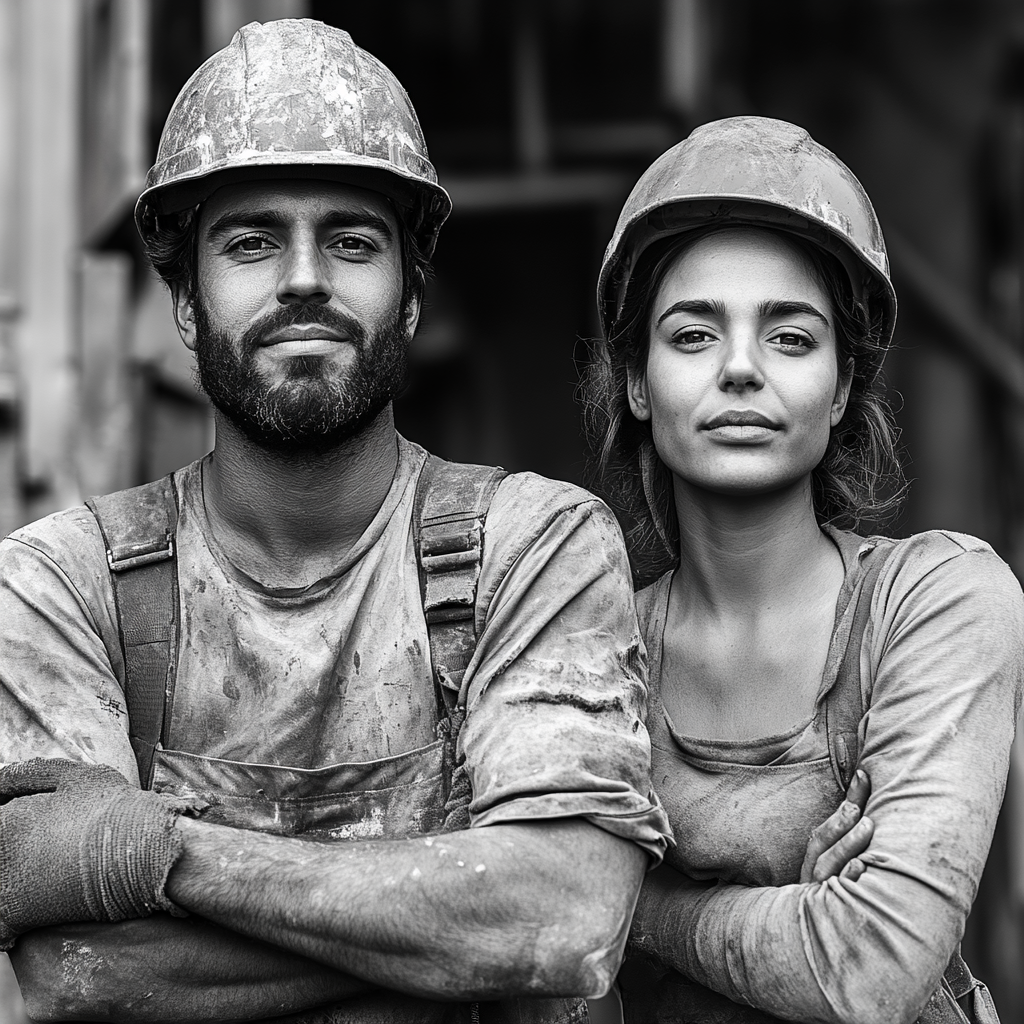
[{"x1": 0, "y1": 759, "x2": 204, "y2": 948}]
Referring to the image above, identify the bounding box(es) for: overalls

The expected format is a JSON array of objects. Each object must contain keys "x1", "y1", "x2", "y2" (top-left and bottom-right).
[{"x1": 87, "y1": 464, "x2": 590, "y2": 1024}]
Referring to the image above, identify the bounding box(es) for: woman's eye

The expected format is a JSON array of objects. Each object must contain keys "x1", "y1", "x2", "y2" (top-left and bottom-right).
[
  {"x1": 674, "y1": 330, "x2": 715, "y2": 347},
  {"x1": 773, "y1": 332, "x2": 814, "y2": 350}
]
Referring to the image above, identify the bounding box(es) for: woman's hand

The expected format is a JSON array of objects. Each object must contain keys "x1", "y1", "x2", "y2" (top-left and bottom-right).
[
  {"x1": 799, "y1": 769, "x2": 874, "y2": 883},
  {"x1": 623, "y1": 772, "x2": 875, "y2": 980}
]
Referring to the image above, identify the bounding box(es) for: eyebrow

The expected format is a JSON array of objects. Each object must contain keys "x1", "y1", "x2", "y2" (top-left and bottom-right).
[
  {"x1": 655, "y1": 297, "x2": 831, "y2": 328},
  {"x1": 205, "y1": 209, "x2": 396, "y2": 239},
  {"x1": 655, "y1": 299, "x2": 727, "y2": 327},
  {"x1": 758, "y1": 299, "x2": 831, "y2": 328}
]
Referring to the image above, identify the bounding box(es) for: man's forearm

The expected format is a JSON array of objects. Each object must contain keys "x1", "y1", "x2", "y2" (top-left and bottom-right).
[
  {"x1": 167, "y1": 817, "x2": 646, "y2": 1001},
  {"x1": 10, "y1": 918, "x2": 371, "y2": 1023}
]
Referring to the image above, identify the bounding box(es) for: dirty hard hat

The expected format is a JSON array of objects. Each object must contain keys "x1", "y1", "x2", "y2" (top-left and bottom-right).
[
  {"x1": 598, "y1": 116, "x2": 896, "y2": 352},
  {"x1": 135, "y1": 19, "x2": 451, "y2": 256}
]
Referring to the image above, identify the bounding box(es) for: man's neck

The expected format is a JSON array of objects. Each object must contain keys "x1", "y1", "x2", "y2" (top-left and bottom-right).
[{"x1": 201, "y1": 405, "x2": 400, "y2": 590}]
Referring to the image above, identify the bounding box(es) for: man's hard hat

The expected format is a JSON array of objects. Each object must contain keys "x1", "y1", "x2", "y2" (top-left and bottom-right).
[
  {"x1": 135, "y1": 19, "x2": 451, "y2": 256},
  {"x1": 598, "y1": 116, "x2": 896, "y2": 353}
]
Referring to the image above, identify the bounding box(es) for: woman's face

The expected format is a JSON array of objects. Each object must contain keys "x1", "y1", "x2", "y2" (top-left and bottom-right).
[{"x1": 628, "y1": 227, "x2": 851, "y2": 498}]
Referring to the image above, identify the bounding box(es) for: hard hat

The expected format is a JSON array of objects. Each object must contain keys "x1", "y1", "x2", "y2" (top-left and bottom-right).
[
  {"x1": 598, "y1": 116, "x2": 896, "y2": 350},
  {"x1": 135, "y1": 19, "x2": 451, "y2": 256}
]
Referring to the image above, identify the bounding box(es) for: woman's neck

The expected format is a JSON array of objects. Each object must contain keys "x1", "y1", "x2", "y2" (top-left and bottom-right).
[
  {"x1": 671, "y1": 475, "x2": 837, "y2": 619},
  {"x1": 663, "y1": 474, "x2": 847, "y2": 740}
]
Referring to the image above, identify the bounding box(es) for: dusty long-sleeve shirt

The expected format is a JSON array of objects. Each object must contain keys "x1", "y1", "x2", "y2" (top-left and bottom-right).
[{"x1": 621, "y1": 528, "x2": 1024, "y2": 1024}]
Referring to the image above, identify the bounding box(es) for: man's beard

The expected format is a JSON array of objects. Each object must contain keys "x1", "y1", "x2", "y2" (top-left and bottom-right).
[{"x1": 192, "y1": 298, "x2": 410, "y2": 455}]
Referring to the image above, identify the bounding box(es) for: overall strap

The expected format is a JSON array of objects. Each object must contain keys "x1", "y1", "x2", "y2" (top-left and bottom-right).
[
  {"x1": 825, "y1": 537, "x2": 897, "y2": 791},
  {"x1": 412, "y1": 455, "x2": 507, "y2": 830},
  {"x1": 85, "y1": 477, "x2": 179, "y2": 790}
]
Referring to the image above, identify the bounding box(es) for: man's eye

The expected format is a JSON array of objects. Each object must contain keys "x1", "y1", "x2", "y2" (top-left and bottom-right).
[{"x1": 232, "y1": 236, "x2": 273, "y2": 254}]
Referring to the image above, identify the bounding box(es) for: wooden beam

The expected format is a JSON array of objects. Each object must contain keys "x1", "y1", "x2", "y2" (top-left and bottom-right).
[
  {"x1": 16, "y1": 0, "x2": 82, "y2": 517},
  {"x1": 444, "y1": 170, "x2": 634, "y2": 212},
  {"x1": 0, "y1": 0, "x2": 21, "y2": 535},
  {"x1": 80, "y1": 0, "x2": 150, "y2": 245},
  {"x1": 887, "y1": 229, "x2": 1024, "y2": 405}
]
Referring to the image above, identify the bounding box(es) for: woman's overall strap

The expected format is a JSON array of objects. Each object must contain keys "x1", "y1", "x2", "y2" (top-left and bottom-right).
[
  {"x1": 85, "y1": 476, "x2": 180, "y2": 790},
  {"x1": 825, "y1": 536, "x2": 897, "y2": 792},
  {"x1": 412, "y1": 455, "x2": 507, "y2": 831}
]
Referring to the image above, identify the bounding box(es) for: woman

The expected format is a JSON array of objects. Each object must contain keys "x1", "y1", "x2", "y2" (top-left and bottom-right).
[{"x1": 584, "y1": 116, "x2": 1024, "y2": 1023}]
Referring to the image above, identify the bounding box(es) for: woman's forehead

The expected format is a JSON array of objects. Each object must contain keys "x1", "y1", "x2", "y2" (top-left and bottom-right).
[{"x1": 656, "y1": 227, "x2": 830, "y2": 307}]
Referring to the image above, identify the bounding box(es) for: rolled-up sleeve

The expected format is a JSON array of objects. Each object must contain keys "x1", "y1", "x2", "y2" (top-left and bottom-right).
[
  {"x1": 459, "y1": 474, "x2": 673, "y2": 861},
  {"x1": 0, "y1": 508, "x2": 138, "y2": 783},
  {"x1": 663, "y1": 533, "x2": 1024, "y2": 1024}
]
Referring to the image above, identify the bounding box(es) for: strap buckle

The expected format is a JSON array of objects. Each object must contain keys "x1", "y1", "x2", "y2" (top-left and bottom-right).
[{"x1": 106, "y1": 533, "x2": 175, "y2": 572}]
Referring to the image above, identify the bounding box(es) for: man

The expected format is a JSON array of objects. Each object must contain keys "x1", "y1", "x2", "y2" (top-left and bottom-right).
[{"x1": 0, "y1": 19, "x2": 669, "y2": 1024}]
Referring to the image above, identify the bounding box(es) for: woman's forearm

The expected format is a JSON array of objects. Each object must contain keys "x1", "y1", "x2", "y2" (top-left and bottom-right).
[
  {"x1": 10, "y1": 918, "x2": 370, "y2": 1023},
  {"x1": 631, "y1": 863, "x2": 952, "y2": 1024}
]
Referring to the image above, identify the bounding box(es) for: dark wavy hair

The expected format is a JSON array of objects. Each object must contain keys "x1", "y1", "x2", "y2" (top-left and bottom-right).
[
  {"x1": 142, "y1": 204, "x2": 431, "y2": 311},
  {"x1": 581, "y1": 227, "x2": 906, "y2": 588}
]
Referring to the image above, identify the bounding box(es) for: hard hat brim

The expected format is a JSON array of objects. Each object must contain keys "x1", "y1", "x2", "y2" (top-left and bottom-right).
[
  {"x1": 599, "y1": 195, "x2": 897, "y2": 350},
  {"x1": 135, "y1": 158, "x2": 452, "y2": 256}
]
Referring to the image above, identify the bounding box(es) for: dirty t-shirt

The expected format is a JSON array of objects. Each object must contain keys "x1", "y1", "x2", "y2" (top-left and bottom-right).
[
  {"x1": 0, "y1": 436, "x2": 670, "y2": 1017},
  {"x1": 620, "y1": 529, "x2": 1024, "y2": 1024}
]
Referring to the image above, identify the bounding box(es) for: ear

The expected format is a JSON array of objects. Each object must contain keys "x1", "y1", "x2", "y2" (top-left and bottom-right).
[
  {"x1": 171, "y1": 284, "x2": 197, "y2": 352},
  {"x1": 402, "y1": 276, "x2": 423, "y2": 339},
  {"x1": 831, "y1": 357, "x2": 854, "y2": 427},
  {"x1": 626, "y1": 362, "x2": 652, "y2": 422}
]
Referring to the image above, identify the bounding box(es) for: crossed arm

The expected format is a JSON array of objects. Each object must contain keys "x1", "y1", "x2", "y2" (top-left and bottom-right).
[
  {"x1": 11, "y1": 818, "x2": 645, "y2": 1022},
  {"x1": 625, "y1": 545, "x2": 1024, "y2": 1024},
  {"x1": 0, "y1": 495, "x2": 660, "y2": 1020},
  {"x1": 12, "y1": 917, "x2": 369, "y2": 1023}
]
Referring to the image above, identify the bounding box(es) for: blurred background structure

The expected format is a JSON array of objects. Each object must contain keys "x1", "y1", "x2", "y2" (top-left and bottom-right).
[{"x1": 1, "y1": 0, "x2": 1024, "y2": 1020}]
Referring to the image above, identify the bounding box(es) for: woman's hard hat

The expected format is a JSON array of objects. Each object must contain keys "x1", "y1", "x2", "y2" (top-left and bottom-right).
[
  {"x1": 135, "y1": 19, "x2": 451, "y2": 256},
  {"x1": 598, "y1": 116, "x2": 896, "y2": 347}
]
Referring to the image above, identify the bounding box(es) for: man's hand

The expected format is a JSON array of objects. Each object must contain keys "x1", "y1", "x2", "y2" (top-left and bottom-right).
[
  {"x1": 10, "y1": 918, "x2": 372, "y2": 1023},
  {"x1": 0, "y1": 759, "x2": 645, "y2": 1002},
  {"x1": 0, "y1": 759, "x2": 203, "y2": 947},
  {"x1": 799, "y1": 769, "x2": 874, "y2": 884}
]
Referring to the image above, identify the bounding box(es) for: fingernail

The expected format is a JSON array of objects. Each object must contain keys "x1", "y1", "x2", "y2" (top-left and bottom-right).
[
  {"x1": 859, "y1": 815, "x2": 872, "y2": 829},
  {"x1": 856, "y1": 769, "x2": 866, "y2": 782}
]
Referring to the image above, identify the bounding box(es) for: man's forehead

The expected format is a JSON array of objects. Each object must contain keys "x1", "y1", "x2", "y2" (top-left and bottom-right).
[{"x1": 199, "y1": 178, "x2": 400, "y2": 231}]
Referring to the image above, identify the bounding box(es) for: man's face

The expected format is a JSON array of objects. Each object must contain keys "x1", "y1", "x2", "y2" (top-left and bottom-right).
[{"x1": 177, "y1": 179, "x2": 418, "y2": 453}]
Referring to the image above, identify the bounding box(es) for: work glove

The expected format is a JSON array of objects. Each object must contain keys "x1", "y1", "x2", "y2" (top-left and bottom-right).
[{"x1": 0, "y1": 758, "x2": 205, "y2": 949}]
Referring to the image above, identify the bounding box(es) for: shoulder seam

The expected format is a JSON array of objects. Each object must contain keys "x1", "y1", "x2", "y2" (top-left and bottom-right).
[
  {"x1": 4, "y1": 534, "x2": 110, "y2": 644},
  {"x1": 478, "y1": 494, "x2": 605, "y2": 627},
  {"x1": 873, "y1": 537, "x2": 1012, "y2": 640}
]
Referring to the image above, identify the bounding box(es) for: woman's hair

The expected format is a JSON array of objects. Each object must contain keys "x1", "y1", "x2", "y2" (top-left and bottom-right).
[
  {"x1": 142, "y1": 205, "x2": 431, "y2": 312},
  {"x1": 581, "y1": 226, "x2": 906, "y2": 587}
]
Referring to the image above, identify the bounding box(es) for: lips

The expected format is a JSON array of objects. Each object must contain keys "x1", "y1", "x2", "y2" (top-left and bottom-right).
[
  {"x1": 258, "y1": 325, "x2": 350, "y2": 346},
  {"x1": 703, "y1": 409, "x2": 781, "y2": 430}
]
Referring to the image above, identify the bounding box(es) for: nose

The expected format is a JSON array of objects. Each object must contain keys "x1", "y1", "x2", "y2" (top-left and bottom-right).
[
  {"x1": 717, "y1": 332, "x2": 765, "y2": 393},
  {"x1": 276, "y1": 232, "x2": 331, "y2": 306}
]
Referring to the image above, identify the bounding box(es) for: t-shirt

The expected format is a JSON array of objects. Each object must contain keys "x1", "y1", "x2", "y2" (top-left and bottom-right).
[
  {"x1": 620, "y1": 528, "x2": 1024, "y2": 1024},
  {"x1": 0, "y1": 436, "x2": 671, "y2": 1022},
  {"x1": 0, "y1": 437, "x2": 668, "y2": 850}
]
